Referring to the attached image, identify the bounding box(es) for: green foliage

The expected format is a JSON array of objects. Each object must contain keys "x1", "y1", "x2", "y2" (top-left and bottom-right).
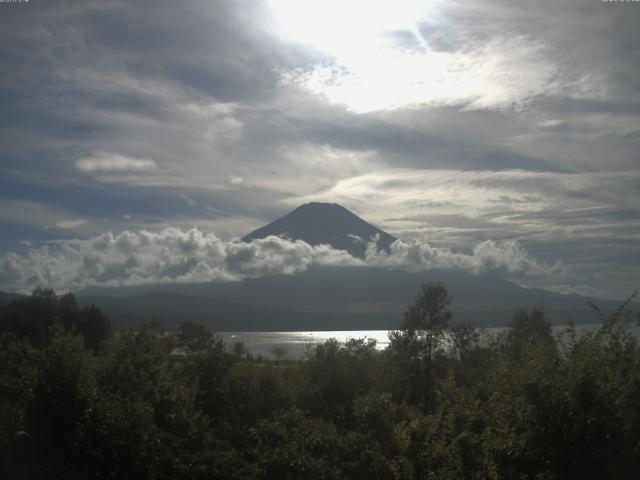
[
  {"x1": 76, "y1": 303, "x2": 111, "y2": 353},
  {"x1": 503, "y1": 306, "x2": 554, "y2": 359},
  {"x1": 402, "y1": 282, "x2": 452, "y2": 335},
  {"x1": 349, "y1": 393, "x2": 414, "y2": 479},
  {"x1": 192, "y1": 337, "x2": 234, "y2": 422},
  {"x1": 477, "y1": 299, "x2": 640, "y2": 479},
  {"x1": 299, "y1": 337, "x2": 380, "y2": 425},
  {"x1": 71, "y1": 392, "x2": 157, "y2": 479},
  {"x1": 251, "y1": 409, "x2": 342, "y2": 480},
  {"x1": 388, "y1": 283, "x2": 452, "y2": 411},
  {"x1": 232, "y1": 340, "x2": 247, "y2": 358},
  {"x1": 27, "y1": 327, "x2": 93, "y2": 477},
  {"x1": 271, "y1": 345, "x2": 288, "y2": 363},
  {"x1": 0, "y1": 288, "x2": 111, "y2": 352},
  {"x1": 1, "y1": 287, "x2": 639, "y2": 479},
  {"x1": 0, "y1": 334, "x2": 39, "y2": 450},
  {"x1": 226, "y1": 362, "x2": 294, "y2": 425},
  {"x1": 450, "y1": 323, "x2": 481, "y2": 361},
  {"x1": 177, "y1": 320, "x2": 213, "y2": 352}
]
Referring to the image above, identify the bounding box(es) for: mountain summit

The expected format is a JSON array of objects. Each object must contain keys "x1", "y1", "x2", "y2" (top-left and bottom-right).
[{"x1": 242, "y1": 202, "x2": 397, "y2": 257}]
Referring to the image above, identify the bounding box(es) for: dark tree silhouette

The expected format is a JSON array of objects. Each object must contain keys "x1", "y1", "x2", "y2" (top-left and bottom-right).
[
  {"x1": 389, "y1": 282, "x2": 452, "y2": 411},
  {"x1": 0, "y1": 288, "x2": 110, "y2": 352}
]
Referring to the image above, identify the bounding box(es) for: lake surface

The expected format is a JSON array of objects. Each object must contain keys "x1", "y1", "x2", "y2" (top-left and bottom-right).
[{"x1": 220, "y1": 324, "x2": 640, "y2": 359}]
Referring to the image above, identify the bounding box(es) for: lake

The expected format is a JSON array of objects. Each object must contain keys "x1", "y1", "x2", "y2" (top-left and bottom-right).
[{"x1": 220, "y1": 323, "x2": 640, "y2": 360}]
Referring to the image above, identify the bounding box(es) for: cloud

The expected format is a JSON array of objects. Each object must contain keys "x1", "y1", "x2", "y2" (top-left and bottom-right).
[
  {"x1": 0, "y1": 229, "x2": 358, "y2": 292},
  {"x1": 0, "y1": 227, "x2": 562, "y2": 293},
  {"x1": 542, "y1": 284, "x2": 603, "y2": 299},
  {"x1": 287, "y1": 34, "x2": 561, "y2": 113},
  {"x1": 76, "y1": 151, "x2": 156, "y2": 172},
  {"x1": 365, "y1": 238, "x2": 565, "y2": 279},
  {"x1": 53, "y1": 219, "x2": 87, "y2": 230},
  {"x1": 0, "y1": 200, "x2": 92, "y2": 233},
  {"x1": 0, "y1": 0, "x2": 638, "y2": 300},
  {"x1": 281, "y1": 167, "x2": 639, "y2": 299},
  {"x1": 285, "y1": 168, "x2": 640, "y2": 245}
]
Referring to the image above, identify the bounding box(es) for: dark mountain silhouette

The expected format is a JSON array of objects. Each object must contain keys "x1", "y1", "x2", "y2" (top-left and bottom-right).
[
  {"x1": 242, "y1": 202, "x2": 396, "y2": 257},
  {"x1": 78, "y1": 291, "x2": 387, "y2": 331},
  {"x1": 77, "y1": 267, "x2": 637, "y2": 330},
  {"x1": 0, "y1": 291, "x2": 25, "y2": 304}
]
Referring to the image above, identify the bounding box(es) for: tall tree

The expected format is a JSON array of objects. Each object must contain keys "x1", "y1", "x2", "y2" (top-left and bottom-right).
[{"x1": 389, "y1": 282, "x2": 452, "y2": 411}]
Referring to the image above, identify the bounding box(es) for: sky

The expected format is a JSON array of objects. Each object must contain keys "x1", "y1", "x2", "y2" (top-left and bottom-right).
[{"x1": 0, "y1": 0, "x2": 639, "y2": 299}]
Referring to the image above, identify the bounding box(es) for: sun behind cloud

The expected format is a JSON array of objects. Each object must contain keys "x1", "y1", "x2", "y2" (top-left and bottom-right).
[{"x1": 269, "y1": 1, "x2": 559, "y2": 113}]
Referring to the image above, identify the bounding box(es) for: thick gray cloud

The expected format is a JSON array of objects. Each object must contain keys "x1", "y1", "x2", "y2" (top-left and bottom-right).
[{"x1": 0, "y1": 0, "x2": 638, "y2": 298}]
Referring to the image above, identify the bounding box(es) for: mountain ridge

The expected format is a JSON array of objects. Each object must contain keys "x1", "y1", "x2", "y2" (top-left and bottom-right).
[
  {"x1": 76, "y1": 266, "x2": 636, "y2": 329},
  {"x1": 242, "y1": 202, "x2": 396, "y2": 258}
]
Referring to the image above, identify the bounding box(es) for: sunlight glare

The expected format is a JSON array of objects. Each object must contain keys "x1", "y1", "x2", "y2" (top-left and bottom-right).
[
  {"x1": 269, "y1": 0, "x2": 432, "y2": 60},
  {"x1": 270, "y1": 0, "x2": 556, "y2": 114},
  {"x1": 268, "y1": 0, "x2": 475, "y2": 113}
]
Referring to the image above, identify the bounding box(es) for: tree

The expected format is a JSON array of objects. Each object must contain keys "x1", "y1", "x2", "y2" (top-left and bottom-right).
[
  {"x1": 388, "y1": 283, "x2": 452, "y2": 411},
  {"x1": 76, "y1": 304, "x2": 111, "y2": 353},
  {"x1": 0, "y1": 289, "x2": 110, "y2": 352},
  {"x1": 232, "y1": 341, "x2": 247, "y2": 359},
  {"x1": 504, "y1": 306, "x2": 553, "y2": 359},
  {"x1": 450, "y1": 323, "x2": 480, "y2": 361},
  {"x1": 271, "y1": 346, "x2": 288, "y2": 364},
  {"x1": 28, "y1": 327, "x2": 92, "y2": 477},
  {"x1": 177, "y1": 320, "x2": 213, "y2": 353},
  {"x1": 300, "y1": 338, "x2": 379, "y2": 425},
  {"x1": 0, "y1": 334, "x2": 39, "y2": 459}
]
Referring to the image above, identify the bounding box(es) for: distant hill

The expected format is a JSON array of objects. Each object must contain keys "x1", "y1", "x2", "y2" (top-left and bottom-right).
[
  {"x1": 78, "y1": 289, "x2": 399, "y2": 331},
  {"x1": 77, "y1": 267, "x2": 637, "y2": 330},
  {"x1": 0, "y1": 291, "x2": 26, "y2": 304},
  {"x1": 242, "y1": 202, "x2": 396, "y2": 257}
]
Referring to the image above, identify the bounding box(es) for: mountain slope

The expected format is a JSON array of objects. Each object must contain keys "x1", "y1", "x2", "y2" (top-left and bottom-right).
[
  {"x1": 77, "y1": 267, "x2": 636, "y2": 329},
  {"x1": 79, "y1": 290, "x2": 397, "y2": 331},
  {"x1": 242, "y1": 202, "x2": 396, "y2": 257},
  {"x1": 0, "y1": 291, "x2": 26, "y2": 304}
]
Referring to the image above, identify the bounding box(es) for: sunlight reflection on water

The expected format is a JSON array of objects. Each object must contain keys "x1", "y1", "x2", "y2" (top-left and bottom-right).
[{"x1": 220, "y1": 324, "x2": 640, "y2": 360}]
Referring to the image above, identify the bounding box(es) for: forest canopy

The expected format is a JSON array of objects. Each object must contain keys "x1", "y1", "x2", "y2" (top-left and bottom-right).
[{"x1": 1, "y1": 286, "x2": 639, "y2": 479}]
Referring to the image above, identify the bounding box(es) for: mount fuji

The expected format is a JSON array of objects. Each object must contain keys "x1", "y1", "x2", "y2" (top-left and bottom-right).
[
  {"x1": 75, "y1": 203, "x2": 634, "y2": 330},
  {"x1": 242, "y1": 202, "x2": 396, "y2": 258}
]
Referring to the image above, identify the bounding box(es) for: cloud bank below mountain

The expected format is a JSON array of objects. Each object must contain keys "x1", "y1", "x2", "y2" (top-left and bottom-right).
[{"x1": 0, "y1": 227, "x2": 564, "y2": 293}]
